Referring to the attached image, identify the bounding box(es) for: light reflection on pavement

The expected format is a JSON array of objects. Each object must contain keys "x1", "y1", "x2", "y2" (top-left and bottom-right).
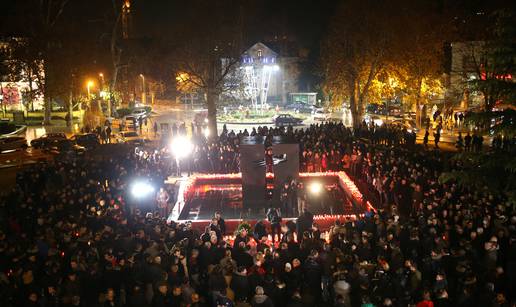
[{"x1": 0, "y1": 147, "x2": 52, "y2": 168}]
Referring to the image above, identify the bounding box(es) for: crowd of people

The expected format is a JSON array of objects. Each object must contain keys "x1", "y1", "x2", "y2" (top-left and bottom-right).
[
  {"x1": 187, "y1": 121, "x2": 417, "y2": 175},
  {"x1": 0, "y1": 121, "x2": 515, "y2": 307}
]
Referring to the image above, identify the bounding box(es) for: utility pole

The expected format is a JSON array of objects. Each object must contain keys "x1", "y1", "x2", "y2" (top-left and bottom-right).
[
  {"x1": 140, "y1": 74, "x2": 145, "y2": 105},
  {"x1": 68, "y1": 73, "x2": 74, "y2": 127}
]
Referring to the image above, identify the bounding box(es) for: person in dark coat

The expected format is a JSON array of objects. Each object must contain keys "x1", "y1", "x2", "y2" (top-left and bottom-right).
[
  {"x1": 302, "y1": 250, "x2": 322, "y2": 301},
  {"x1": 152, "y1": 282, "x2": 172, "y2": 307},
  {"x1": 209, "y1": 218, "x2": 222, "y2": 240},
  {"x1": 423, "y1": 129, "x2": 429, "y2": 148},
  {"x1": 106, "y1": 126, "x2": 112, "y2": 143},
  {"x1": 127, "y1": 284, "x2": 148, "y2": 307},
  {"x1": 434, "y1": 129, "x2": 441, "y2": 148},
  {"x1": 233, "y1": 228, "x2": 250, "y2": 249},
  {"x1": 214, "y1": 212, "x2": 226, "y2": 235},
  {"x1": 250, "y1": 286, "x2": 273, "y2": 307},
  {"x1": 230, "y1": 266, "x2": 250, "y2": 302},
  {"x1": 286, "y1": 291, "x2": 305, "y2": 307},
  {"x1": 208, "y1": 265, "x2": 227, "y2": 295},
  {"x1": 464, "y1": 132, "x2": 472, "y2": 151},
  {"x1": 266, "y1": 206, "x2": 281, "y2": 242},
  {"x1": 254, "y1": 220, "x2": 268, "y2": 241},
  {"x1": 296, "y1": 210, "x2": 313, "y2": 238}
]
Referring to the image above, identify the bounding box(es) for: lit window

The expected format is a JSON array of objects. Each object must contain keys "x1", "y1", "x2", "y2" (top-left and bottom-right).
[{"x1": 257, "y1": 49, "x2": 262, "y2": 57}]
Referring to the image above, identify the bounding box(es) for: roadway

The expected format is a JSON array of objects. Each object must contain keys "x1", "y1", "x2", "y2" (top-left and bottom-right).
[
  {"x1": 149, "y1": 105, "x2": 465, "y2": 146},
  {"x1": 0, "y1": 104, "x2": 475, "y2": 187}
]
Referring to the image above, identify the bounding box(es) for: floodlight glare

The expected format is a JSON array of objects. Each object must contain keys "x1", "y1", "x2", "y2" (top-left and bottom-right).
[
  {"x1": 272, "y1": 65, "x2": 280, "y2": 71},
  {"x1": 131, "y1": 182, "x2": 155, "y2": 198},
  {"x1": 309, "y1": 182, "x2": 323, "y2": 195},
  {"x1": 170, "y1": 136, "x2": 193, "y2": 159}
]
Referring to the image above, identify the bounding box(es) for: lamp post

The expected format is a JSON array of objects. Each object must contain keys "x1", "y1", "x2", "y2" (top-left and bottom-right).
[
  {"x1": 87, "y1": 80, "x2": 94, "y2": 99},
  {"x1": 86, "y1": 80, "x2": 95, "y2": 109},
  {"x1": 99, "y1": 73, "x2": 104, "y2": 88},
  {"x1": 0, "y1": 83, "x2": 4, "y2": 118},
  {"x1": 99, "y1": 73, "x2": 111, "y2": 117},
  {"x1": 139, "y1": 74, "x2": 146, "y2": 105},
  {"x1": 0, "y1": 94, "x2": 4, "y2": 118}
]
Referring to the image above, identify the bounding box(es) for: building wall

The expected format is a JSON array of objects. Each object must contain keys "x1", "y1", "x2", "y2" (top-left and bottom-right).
[
  {"x1": 1, "y1": 81, "x2": 44, "y2": 111},
  {"x1": 236, "y1": 42, "x2": 301, "y2": 105}
]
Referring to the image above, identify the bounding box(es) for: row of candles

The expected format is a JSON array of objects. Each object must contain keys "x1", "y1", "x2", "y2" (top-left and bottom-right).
[{"x1": 173, "y1": 171, "x2": 377, "y2": 223}]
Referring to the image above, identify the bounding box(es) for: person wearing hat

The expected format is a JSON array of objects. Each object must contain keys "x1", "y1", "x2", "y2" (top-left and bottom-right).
[{"x1": 250, "y1": 286, "x2": 273, "y2": 307}]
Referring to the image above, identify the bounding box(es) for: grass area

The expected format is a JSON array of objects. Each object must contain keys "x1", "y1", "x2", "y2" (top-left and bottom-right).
[
  {"x1": 25, "y1": 116, "x2": 79, "y2": 126},
  {"x1": 24, "y1": 119, "x2": 76, "y2": 126}
]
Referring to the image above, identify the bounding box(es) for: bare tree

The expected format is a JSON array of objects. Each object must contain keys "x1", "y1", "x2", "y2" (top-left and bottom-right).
[
  {"x1": 321, "y1": 0, "x2": 393, "y2": 127},
  {"x1": 171, "y1": 0, "x2": 243, "y2": 136},
  {"x1": 37, "y1": 0, "x2": 70, "y2": 124}
]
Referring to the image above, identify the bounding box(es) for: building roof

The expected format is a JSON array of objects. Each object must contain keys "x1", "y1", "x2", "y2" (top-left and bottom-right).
[{"x1": 242, "y1": 42, "x2": 278, "y2": 56}]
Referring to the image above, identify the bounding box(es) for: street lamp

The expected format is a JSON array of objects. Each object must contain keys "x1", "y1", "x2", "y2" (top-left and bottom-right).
[
  {"x1": 0, "y1": 83, "x2": 4, "y2": 118},
  {"x1": 139, "y1": 74, "x2": 146, "y2": 105},
  {"x1": 86, "y1": 80, "x2": 94, "y2": 100},
  {"x1": 99, "y1": 73, "x2": 105, "y2": 90}
]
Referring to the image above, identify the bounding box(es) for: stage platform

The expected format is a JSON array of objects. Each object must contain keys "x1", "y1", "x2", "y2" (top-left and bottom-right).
[{"x1": 167, "y1": 172, "x2": 376, "y2": 232}]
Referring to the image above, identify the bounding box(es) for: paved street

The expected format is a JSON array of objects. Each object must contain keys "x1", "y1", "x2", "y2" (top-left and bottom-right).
[
  {"x1": 149, "y1": 104, "x2": 474, "y2": 147},
  {"x1": 0, "y1": 103, "x2": 488, "y2": 187},
  {"x1": 6, "y1": 103, "x2": 489, "y2": 151}
]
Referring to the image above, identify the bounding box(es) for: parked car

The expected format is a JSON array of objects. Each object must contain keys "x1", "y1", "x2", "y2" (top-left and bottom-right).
[
  {"x1": 70, "y1": 133, "x2": 100, "y2": 149},
  {"x1": 194, "y1": 111, "x2": 209, "y2": 126},
  {"x1": 123, "y1": 116, "x2": 139, "y2": 129},
  {"x1": 285, "y1": 102, "x2": 315, "y2": 114},
  {"x1": 117, "y1": 131, "x2": 149, "y2": 146},
  {"x1": 364, "y1": 114, "x2": 384, "y2": 126},
  {"x1": 30, "y1": 133, "x2": 67, "y2": 148},
  {"x1": 0, "y1": 136, "x2": 28, "y2": 153},
  {"x1": 388, "y1": 106, "x2": 402, "y2": 117},
  {"x1": 131, "y1": 108, "x2": 148, "y2": 118},
  {"x1": 390, "y1": 118, "x2": 419, "y2": 133},
  {"x1": 45, "y1": 139, "x2": 85, "y2": 156},
  {"x1": 274, "y1": 114, "x2": 303, "y2": 126},
  {"x1": 312, "y1": 109, "x2": 332, "y2": 121}
]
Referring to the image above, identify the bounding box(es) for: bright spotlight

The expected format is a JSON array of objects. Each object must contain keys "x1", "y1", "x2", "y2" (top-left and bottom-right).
[
  {"x1": 309, "y1": 182, "x2": 323, "y2": 195},
  {"x1": 170, "y1": 136, "x2": 193, "y2": 159},
  {"x1": 272, "y1": 65, "x2": 280, "y2": 71},
  {"x1": 131, "y1": 182, "x2": 155, "y2": 198},
  {"x1": 203, "y1": 127, "x2": 210, "y2": 138}
]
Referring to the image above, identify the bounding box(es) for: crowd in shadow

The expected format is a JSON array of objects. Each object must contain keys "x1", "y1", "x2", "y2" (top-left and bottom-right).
[{"x1": 0, "y1": 122, "x2": 514, "y2": 307}]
